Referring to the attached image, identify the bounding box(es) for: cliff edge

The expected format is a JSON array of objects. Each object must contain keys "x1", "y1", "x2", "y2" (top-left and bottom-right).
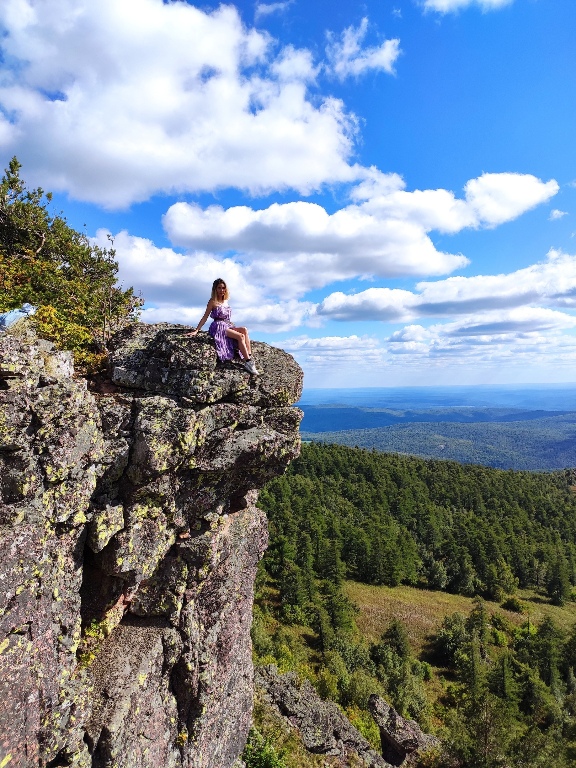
[{"x1": 0, "y1": 322, "x2": 303, "y2": 768}]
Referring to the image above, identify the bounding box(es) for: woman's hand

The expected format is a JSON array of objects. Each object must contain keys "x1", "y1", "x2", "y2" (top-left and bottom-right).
[{"x1": 185, "y1": 329, "x2": 198, "y2": 337}]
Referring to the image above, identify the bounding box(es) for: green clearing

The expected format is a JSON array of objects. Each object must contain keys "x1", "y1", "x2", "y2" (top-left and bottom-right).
[{"x1": 346, "y1": 582, "x2": 576, "y2": 650}]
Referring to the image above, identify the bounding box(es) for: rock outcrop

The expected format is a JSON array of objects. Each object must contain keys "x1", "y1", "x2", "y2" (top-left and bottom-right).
[
  {"x1": 368, "y1": 695, "x2": 440, "y2": 767},
  {"x1": 0, "y1": 322, "x2": 303, "y2": 768},
  {"x1": 254, "y1": 665, "x2": 391, "y2": 767},
  {"x1": 254, "y1": 666, "x2": 441, "y2": 768}
]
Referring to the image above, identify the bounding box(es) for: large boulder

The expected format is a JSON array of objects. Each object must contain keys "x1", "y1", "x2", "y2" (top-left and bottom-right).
[
  {"x1": 368, "y1": 695, "x2": 440, "y2": 767},
  {"x1": 254, "y1": 665, "x2": 391, "y2": 768},
  {"x1": 0, "y1": 322, "x2": 302, "y2": 768},
  {"x1": 108, "y1": 323, "x2": 302, "y2": 407}
]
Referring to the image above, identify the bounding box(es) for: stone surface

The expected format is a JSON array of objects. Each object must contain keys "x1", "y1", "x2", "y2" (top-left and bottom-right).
[
  {"x1": 368, "y1": 695, "x2": 441, "y2": 767},
  {"x1": 108, "y1": 323, "x2": 302, "y2": 408},
  {"x1": 0, "y1": 321, "x2": 303, "y2": 768},
  {"x1": 254, "y1": 665, "x2": 392, "y2": 768}
]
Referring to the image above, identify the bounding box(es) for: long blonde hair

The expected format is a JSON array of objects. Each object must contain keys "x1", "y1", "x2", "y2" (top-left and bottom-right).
[{"x1": 211, "y1": 278, "x2": 229, "y2": 302}]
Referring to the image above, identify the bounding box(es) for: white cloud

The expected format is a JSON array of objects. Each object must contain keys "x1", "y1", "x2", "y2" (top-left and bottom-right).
[
  {"x1": 271, "y1": 46, "x2": 318, "y2": 83},
  {"x1": 282, "y1": 315, "x2": 576, "y2": 379},
  {"x1": 95, "y1": 229, "x2": 313, "y2": 332},
  {"x1": 326, "y1": 18, "x2": 401, "y2": 79},
  {"x1": 386, "y1": 309, "x2": 576, "y2": 369},
  {"x1": 463, "y1": 173, "x2": 558, "y2": 227},
  {"x1": 255, "y1": 1, "x2": 294, "y2": 19},
  {"x1": 164, "y1": 197, "x2": 468, "y2": 295},
  {"x1": 164, "y1": 171, "x2": 557, "y2": 297},
  {"x1": 438, "y1": 307, "x2": 576, "y2": 337},
  {"x1": 549, "y1": 209, "x2": 568, "y2": 221},
  {"x1": 281, "y1": 334, "x2": 386, "y2": 366},
  {"x1": 317, "y1": 250, "x2": 576, "y2": 321},
  {"x1": 0, "y1": 0, "x2": 358, "y2": 207},
  {"x1": 317, "y1": 288, "x2": 418, "y2": 322},
  {"x1": 423, "y1": 0, "x2": 513, "y2": 13}
]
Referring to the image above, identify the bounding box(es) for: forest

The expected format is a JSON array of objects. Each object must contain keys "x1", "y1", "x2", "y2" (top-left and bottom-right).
[
  {"x1": 301, "y1": 412, "x2": 576, "y2": 471},
  {"x1": 248, "y1": 442, "x2": 576, "y2": 767}
]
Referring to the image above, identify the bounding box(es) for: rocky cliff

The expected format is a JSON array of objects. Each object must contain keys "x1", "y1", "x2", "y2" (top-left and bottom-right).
[{"x1": 0, "y1": 322, "x2": 303, "y2": 768}]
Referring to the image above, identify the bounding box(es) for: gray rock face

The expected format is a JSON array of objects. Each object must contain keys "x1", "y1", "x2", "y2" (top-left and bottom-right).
[
  {"x1": 0, "y1": 322, "x2": 302, "y2": 768},
  {"x1": 255, "y1": 665, "x2": 392, "y2": 768},
  {"x1": 368, "y1": 695, "x2": 440, "y2": 767}
]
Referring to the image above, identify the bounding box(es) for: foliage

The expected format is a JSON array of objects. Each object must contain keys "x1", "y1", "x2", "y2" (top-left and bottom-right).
[
  {"x1": 501, "y1": 596, "x2": 524, "y2": 613},
  {"x1": 260, "y1": 443, "x2": 576, "y2": 599},
  {"x1": 0, "y1": 157, "x2": 142, "y2": 370},
  {"x1": 243, "y1": 728, "x2": 288, "y2": 768},
  {"x1": 254, "y1": 442, "x2": 576, "y2": 765}
]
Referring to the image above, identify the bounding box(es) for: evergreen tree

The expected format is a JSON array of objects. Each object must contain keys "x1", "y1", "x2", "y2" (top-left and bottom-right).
[
  {"x1": 381, "y1": 619, "x2": 411, "y2": 660},
  {"x1": 0, "y1": 158, "x2": 141, "y2": 368},
  {"x1": 546, "y1": 552, "x2": 571, "y2": 606},
  {"x1": 467, "y1": 598, "x2": 490, "y2": 658},
  {"x1": 487, "y1": 651, "x2": 520, "y2": 713}
]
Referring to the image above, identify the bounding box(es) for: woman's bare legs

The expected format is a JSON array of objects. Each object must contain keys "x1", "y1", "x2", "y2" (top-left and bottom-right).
[
  {"x1": 226, "y1": 327, "x2": 250, "y2": 360},
  {"x1": 232, "y1": 326, "x2": 251, "y2": 357}
]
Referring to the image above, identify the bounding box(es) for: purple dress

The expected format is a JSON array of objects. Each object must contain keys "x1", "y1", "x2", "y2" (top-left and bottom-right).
[{"x1": 208, "y1": 303, "x2": 236, "y2": 361}]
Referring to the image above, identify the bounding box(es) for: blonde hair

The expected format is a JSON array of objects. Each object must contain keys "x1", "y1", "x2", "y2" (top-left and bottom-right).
[{"x1": 211, "y1": 278, "x2": 229, "y2": 302}]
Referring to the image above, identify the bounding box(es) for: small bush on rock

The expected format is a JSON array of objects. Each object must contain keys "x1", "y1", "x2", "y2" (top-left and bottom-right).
[{"x1": 243, "y1": 728, "x2": 287, "y2": 768}]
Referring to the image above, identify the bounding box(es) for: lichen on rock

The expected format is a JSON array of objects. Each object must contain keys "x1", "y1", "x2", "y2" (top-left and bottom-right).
[{"x1": 0, "y1": 321, "x2": 303, "y2": 768}]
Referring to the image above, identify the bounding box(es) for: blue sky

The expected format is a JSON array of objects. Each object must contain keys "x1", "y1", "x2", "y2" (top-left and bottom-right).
[{"x1": 1, "y1": 0, "x2": 575, "y2": 387}]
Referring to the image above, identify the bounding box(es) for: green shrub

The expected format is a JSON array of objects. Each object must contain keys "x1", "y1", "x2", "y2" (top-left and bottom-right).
[
  {"x1": 243, "y1": 728, "x2": 287, "y2": 768},
  {"x1": 501, "y1": 596, "x2": 524, "y2": 613}
]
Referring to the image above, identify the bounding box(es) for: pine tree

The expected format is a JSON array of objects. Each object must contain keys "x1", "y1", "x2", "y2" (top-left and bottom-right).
[
  {"x1": 381, "y1": 619, "x2": 411, "y2": 660},
  {"x1": 0, "y1": 158, "x2": 141, "y2": 369},
  {"x1": 546, "y1": 552, "x2": 571, "y2": 606}
]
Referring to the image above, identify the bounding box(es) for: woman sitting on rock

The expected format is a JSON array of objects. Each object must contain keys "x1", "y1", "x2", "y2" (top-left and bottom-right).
[{"x1": 186, "y1": 278, "x2": 259, "y2": 375}]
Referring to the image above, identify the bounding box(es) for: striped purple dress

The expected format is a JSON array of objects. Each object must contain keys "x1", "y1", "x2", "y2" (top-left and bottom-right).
[{"x1": 208, "y1": 303, "x2": 236, "y2": 361}]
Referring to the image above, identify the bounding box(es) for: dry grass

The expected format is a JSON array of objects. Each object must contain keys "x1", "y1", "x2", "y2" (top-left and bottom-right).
[{"x1": 345, "y1": 581, "x2": 576, "y2": 653}]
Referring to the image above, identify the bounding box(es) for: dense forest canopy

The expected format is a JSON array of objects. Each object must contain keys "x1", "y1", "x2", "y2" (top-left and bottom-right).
[
  {"x1": 250, "y1": 443, "x2": 576, "y2": 766},
  {"x1": 0, "y1": 158, "x2": 141, "y2": 369},
  {"x1": 260, "y1": 443, "x2": 576, "y2": 609}
]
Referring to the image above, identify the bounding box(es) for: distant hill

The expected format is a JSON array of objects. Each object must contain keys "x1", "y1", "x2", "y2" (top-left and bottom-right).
[{"x1": 301, "y1": 411, "x2": 576, "y2": 470}]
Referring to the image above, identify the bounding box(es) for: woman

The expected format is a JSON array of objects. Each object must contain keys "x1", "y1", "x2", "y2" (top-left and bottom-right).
[{"x1": 186, "y1": 279, "x2": 259, "y2": 375}]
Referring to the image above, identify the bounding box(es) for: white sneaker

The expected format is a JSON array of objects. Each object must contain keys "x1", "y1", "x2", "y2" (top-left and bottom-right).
[{"x1": 243, "y1": 359, "x2": 259, "y2": 375}]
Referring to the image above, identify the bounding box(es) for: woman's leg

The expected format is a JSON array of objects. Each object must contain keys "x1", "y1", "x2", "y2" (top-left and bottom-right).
[
  {"x1": 225, "y1": 327, "x2": 249, "y2": 360},
  {"x1": 233, "y1": 326, "x2": 251, "y2": 357}
]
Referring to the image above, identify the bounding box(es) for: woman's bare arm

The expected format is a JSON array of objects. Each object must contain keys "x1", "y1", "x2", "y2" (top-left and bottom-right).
[{"x1": 185, "y1": 300, "x2": 214, "y2": 336}]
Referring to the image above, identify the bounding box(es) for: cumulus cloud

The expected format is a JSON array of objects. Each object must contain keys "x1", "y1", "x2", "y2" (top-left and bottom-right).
[
  {"x1": 423, "y1": 0, "x2": 513, "y2": 13},
  {"x1": 271, "y1": 46, "x2": 318, "y2": 83},
  {"x1": 281, "y1": 334, "x2": 386, "y2": 366},
  {"x1": 317, "y1": 250, "x2": 576, "y2": 321},
  {"x1": 350, "y1": 171, "x2": 558, "y2": 232},
  {"x1": 282, "y1": 315, "x2": 576, "y2": 379},
  {"x1": 0, "y1": 0, "x2": 358, "y2": 207},
  {"x1": 326, "y1": 18, "x2": 401, "y2": 79},
  {"x1": 439, "y1": 307, "x2": 576, "y2": 337},
  {"x1": 463, "y1": 174, "x2": 558, "y2": 227},
  {"x1": 95, "y1": 229, "x2": 313, "y2": 332},
  {"x1": 164, "y1": 199, "x2": 468, "y2": 296},
  {"x1": 317, "y1": 288, "x2": 417, "y2": 322},
  {"x1": 164, "y1": 171, "x2": 557, "y2": 296},
  {"x1": 550, "y1": 209, "x2": 568, "y2": 221},
  {"x1": 387, "y1": 309, "x2": 576, "y2": 369}
]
